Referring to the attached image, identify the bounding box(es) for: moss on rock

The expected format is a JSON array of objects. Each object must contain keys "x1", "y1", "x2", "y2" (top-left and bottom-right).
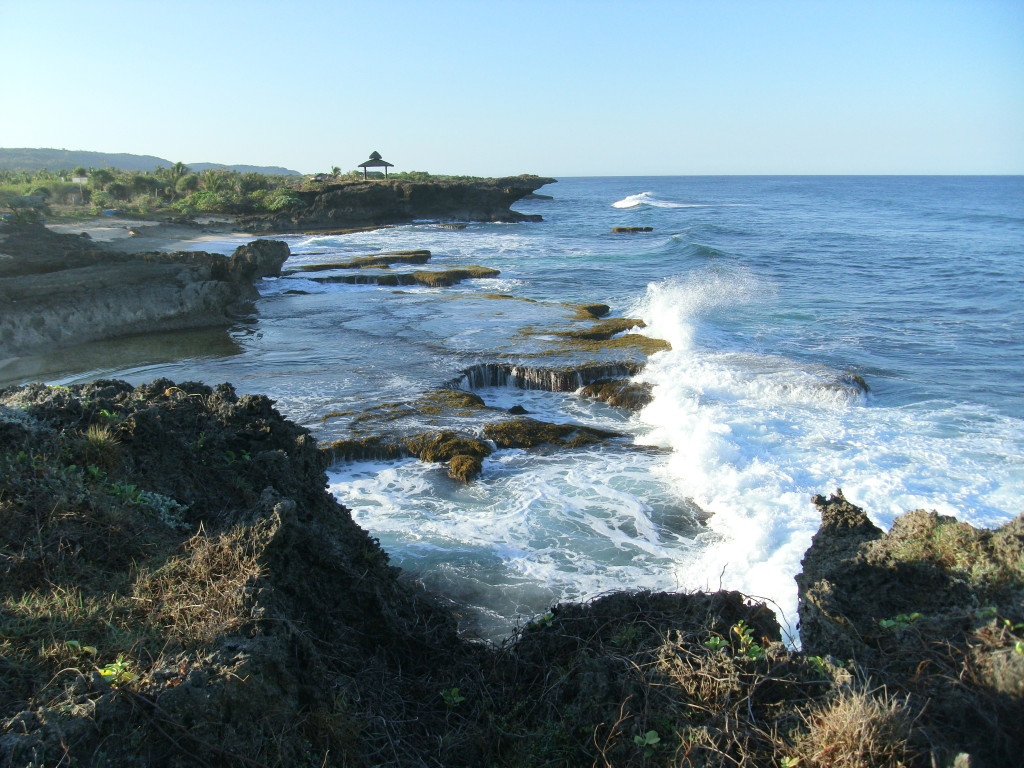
[
  {"x1": 483, "y1": 417, "x2": 623, "y2": 449},
  {"x1": 578, "y1": 378, "x2": 654, "y2": 411}
]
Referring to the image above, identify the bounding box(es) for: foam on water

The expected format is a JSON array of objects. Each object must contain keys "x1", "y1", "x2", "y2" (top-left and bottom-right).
[
  {"x1": 629, "y1": 271, "x2": 1024, "y2": 638},
  {"x1": 611, "y1": 192, "x2": 754, "y2": 210},
  {"x1": 329, "y1": 441, "x2": 702, "y2": 636}
]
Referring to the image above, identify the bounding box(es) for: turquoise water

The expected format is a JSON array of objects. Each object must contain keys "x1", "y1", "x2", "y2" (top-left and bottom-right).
[{"x1": 11, "y1": 176, "x2": 1023, "y2": 640}]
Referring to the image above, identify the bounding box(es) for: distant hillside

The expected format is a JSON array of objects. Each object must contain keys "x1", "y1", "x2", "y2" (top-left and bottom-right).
[
  {"x1": 0, "y1": 148, "x2": 300, "y2": 175},
  {"x1": 187, "y1": 162, "x2": 300, "y2": 176}
]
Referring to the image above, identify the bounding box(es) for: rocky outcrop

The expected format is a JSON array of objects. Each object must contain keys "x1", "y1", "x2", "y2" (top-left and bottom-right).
[
  {"x1": 0, "y1": 222, "x2": 288, "y2": 356},
  {"x1": 797, "y1": 490, "x2": 1024, "y2": 767},
  {"x1": 2, "y1": 384, "x2": 1020, "y2": 767},
  {"x1": 447, "y1": 361, "x2": 644, "y2": 392},
  {"x1": 239, "y1": 175, "x2": 557, "y2": 231}
]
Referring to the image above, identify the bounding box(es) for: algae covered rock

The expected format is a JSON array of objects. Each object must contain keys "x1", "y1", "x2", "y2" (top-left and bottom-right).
[
  {"x1": 579, "y1": 378, "x2": 654, "y2": 411},
  {"x1": 483, "y1": 416, "x2": 623, "y2": 449}
]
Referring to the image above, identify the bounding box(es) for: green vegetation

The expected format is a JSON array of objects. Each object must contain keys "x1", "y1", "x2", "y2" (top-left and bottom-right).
[
  {"x1": 0, "y1": 164, "x2": 299, "y2": 220},
  {"x1": 0, "y1": 165, "x2": 486, "y2": 222}
]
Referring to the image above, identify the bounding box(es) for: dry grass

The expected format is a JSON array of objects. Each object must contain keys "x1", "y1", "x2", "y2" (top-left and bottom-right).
[
  {"x1": 789, "y1": 684, "x2": 917, "y2": 768},
  {"x1": 132, "y1": 522, "x2": 268, "y2": 647}
]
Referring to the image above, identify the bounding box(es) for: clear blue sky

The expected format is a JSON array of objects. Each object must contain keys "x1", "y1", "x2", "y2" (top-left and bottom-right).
[{"x1": 2, "y1": 0, "x2": 1021, "y2": 176}]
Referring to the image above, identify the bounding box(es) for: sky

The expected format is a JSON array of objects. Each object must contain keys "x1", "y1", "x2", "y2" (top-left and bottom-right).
[{"x1": 1, "y1": 0, "x2": 1022, "y2": 177}]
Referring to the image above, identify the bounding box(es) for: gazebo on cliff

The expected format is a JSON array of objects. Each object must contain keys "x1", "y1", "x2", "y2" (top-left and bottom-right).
[{"x1": 358, "y1": 151, "x2": 394, "y2": 178}]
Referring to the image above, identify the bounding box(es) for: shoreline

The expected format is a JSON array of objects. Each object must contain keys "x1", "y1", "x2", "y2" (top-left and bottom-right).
[{"x1": 46, "y1": 215, "x2": 253, "y2": 253}]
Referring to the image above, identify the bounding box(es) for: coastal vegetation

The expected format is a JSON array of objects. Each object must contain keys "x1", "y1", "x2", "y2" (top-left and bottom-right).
[{"x1": 0, "y1": 165, "x2": 483, "y2": 222}]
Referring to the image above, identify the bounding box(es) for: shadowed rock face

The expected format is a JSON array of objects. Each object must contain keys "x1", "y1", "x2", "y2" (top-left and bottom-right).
[
  {"x1": 447, "y1": 362, "x2": 644, "y2": 392},
  {"x1": 239, "y1": 175, "x2": 557, "y2": 231},
  {"x1": 797, "y1": 490, "x2": 1024, "y2": 766},
  {"x1": 0, "y1": 222, "x2": 288, "y2": 356}
]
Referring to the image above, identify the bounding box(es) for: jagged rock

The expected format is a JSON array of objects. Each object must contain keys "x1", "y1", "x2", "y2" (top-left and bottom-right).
[{"x1": 796, "y1": 490, "x2": 1024, "y2": 766}]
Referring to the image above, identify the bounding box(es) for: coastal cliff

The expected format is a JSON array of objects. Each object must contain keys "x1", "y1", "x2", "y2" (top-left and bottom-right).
[
  {"x1": 239, "y1": 174, "x2": 557, "y2": 231},
  {"x1": 1, "y1": 381, "x2": 1019, "y2": 767},
  {"x1": 0, "y1": 222, "x2": 288, "y2": 357}
]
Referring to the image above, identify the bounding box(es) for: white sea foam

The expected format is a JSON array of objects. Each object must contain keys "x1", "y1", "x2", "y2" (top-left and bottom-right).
[
  {"x1": 611, "y1": 192, "x2": 752, "y2": 210},
  {"x1": 612, "y1": 192, "x2": 689, "y2": 209},
  {"x1": 630, "y1": 272, "x2": 1024, "y2": 640}
]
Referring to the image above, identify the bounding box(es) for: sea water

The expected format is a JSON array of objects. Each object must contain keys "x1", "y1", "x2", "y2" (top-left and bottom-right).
[{"x1": 11, "y1": 176, "x2": 1023, "y2": 641}]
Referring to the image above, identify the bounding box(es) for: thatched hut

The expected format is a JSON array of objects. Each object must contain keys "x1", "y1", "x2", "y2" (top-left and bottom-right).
[{"x1": 358, "y1": 151, "x2": 394, "y2": 178}]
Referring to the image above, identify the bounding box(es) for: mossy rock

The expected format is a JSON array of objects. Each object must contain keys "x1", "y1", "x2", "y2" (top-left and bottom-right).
[
  {"x1": 403, "y1": 430, "x2": 492, "y2": 463},
  {"x1": 295, "y1": 250, "x2": 432, "y2": 271},
  {"x1": 448, "y1": 454, "x2": 483, "y2": 483},
  {"x1": 415, "y1": 389, "x2": 487, "y2": 416},
  {"x1": 409, "y1": 266, "x2": 500, "y2": 287},
  {"x1": 313, "y1": 266, "x2": 499, "y2": 288},
  {"x1": 483, "y1": 417, "x2": 622, "y2": 449},
  {"x1": 555, "y1": 333, "x2": 671, "y2": 356},
  {"x1": 558, "y1": 317, "x2": 646, "y2": 341},
  {"x1": 323, "y1": 436, "x2": 408, "y2": 462},
  {"x1": 568, "y1": 302, "x2": 611, "y2": 320},
  {"x1": 578, "y1": 379, "x2": 653, "y2": 411},
  {"x1": 611, "y1": 226, "x2": 653, "y2": 233}
]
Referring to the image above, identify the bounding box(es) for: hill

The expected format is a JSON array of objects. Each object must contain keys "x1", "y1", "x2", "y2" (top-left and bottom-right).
[{"x1": 0, "y1": 148, "x2": 300, "y2": 175}]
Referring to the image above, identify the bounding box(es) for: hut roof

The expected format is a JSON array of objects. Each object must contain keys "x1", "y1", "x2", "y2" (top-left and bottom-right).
[{"x1": 359, "y1": 151, "x2": 393, "y2": 168}]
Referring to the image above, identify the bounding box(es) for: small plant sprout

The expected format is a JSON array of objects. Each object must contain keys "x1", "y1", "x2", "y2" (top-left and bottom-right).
[
  {"x1": 704, "y1": 634, "x2": 728, "y2": 652},
  {"x1": 441, "y1": 687, "x2": 466, "y2": 708},
  {"x1": 807, "y1": 655, "x2": 829, "y2": 674},
  {"x1": 65, "y1": 640, "x2": 97, "y2": 655},
  {"x1": 97, "y1": 654, "x2": 138, "y2": 686},
  {"x1": 878, "y1": 612, "x2": 924, "y2": 630},
  {"x1": 732, "y1": 620, "x2": 765, "y2": 660},
  {"x1": 779, "y1": 757, "x2": 801, "y2": 767},
  {"x1": 633, "y1": 729, "x2": 661, "y2": 758}
]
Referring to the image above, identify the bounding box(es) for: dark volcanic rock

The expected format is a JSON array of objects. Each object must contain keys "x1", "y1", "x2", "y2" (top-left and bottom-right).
[{"x1": 239, "y1": 175, "x2": 557, "y2": 231}]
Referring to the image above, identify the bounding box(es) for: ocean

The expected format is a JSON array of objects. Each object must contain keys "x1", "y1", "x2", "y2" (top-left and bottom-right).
[{"x1": 9, "y1": 176, "x2": 1024, "y2": 641}]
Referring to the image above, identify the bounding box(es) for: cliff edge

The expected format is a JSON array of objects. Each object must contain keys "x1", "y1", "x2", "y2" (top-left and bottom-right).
[
  {"x1": 239, "y1": 174, "x2": 557, "y2": 232},
  {"x1": 0, "y1": 222, "x2": 288, "y2": 357},
  {"x1": 1, "y1": 385, "x2": 1020, "y2": 767}
]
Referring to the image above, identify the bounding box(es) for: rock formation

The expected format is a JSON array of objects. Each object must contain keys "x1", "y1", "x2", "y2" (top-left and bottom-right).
[
  {"x1": 0, "y1": 386, "x2": 1020, "y2": 767},
  {"x1": 797, "y1": 490, "x2": 1024, "y2": 766},
  {"x1": 0, "y1": 222, "x2": 288, "y2": 356},
  {"x1": 239, "y1": 175, "x2": 557, "y2": 232}
]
